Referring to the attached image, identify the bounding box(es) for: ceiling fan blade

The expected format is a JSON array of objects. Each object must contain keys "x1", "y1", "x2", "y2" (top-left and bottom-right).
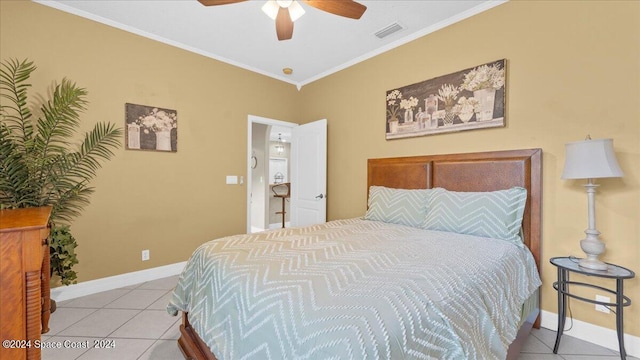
[
  {"x1": 301, "y1": 0, "x2": 366, "y2": 19},
  {"x1": 275, "y1": 7, "x2": 294, "y2": 41},
  {"x1": 197, "y1": 0, "x2": 247, "y2": 6}
]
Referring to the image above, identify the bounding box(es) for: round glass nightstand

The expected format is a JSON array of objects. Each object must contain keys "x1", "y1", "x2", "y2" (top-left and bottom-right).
[{"x1": 550, "y1": 256, "x2": 635, "y2": 359}]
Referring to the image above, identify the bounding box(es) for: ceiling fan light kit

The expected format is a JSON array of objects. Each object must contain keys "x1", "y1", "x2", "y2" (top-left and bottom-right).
[
  {"x1": 262, "y1": 0, "x2": 305, "y2": 22},
  {"x1": 198, "y1": 0, "x2": 367, "y2": 41},
  {"x1": 261, "y1": 1, "x2": 279, "y2": 19}
]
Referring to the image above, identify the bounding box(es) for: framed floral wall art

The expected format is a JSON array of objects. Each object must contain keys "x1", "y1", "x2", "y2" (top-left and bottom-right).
[
  {"x1": 386, "y1": 59, "x2": 506, "y2": 139},
  {"x1": 125, "y1": 103, "x2": 177, "y2": 152}
]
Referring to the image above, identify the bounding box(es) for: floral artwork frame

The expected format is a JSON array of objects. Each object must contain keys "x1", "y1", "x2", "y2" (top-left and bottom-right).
[
  {"x1": 386, "y1": 59, "x2": 506, "y2": 139},
  {"x1": 125, "y1": 103, "x2": 177, "y2": 152}
]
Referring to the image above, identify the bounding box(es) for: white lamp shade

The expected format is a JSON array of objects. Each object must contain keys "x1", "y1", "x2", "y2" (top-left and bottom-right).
[{"x1": 561, "y1": 138, "x2": 624, "y2": 179}]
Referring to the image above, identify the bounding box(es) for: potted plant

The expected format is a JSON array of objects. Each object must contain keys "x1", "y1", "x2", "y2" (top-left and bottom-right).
[
  {"x1": 0, "y1": 58, "x2": 122, "y2": 286},
  {"x1": 400, "y1": 96, "x2": 419, "y2": 124},
  {"x1": 460, "y1": 63, "x2": 505, "y2": 121},
  {"x1": 386, "y1": 89, "x2": 403, "y2": 133},
  {"x1": 436, "y1": 84, "x2": 460, "y2": 126},
  {"x1": 453, "y1": 96, "x2": 481, "y2": 123},
  {"x1": 134, "y1": 107, "x2": 177, "y2": 151}
]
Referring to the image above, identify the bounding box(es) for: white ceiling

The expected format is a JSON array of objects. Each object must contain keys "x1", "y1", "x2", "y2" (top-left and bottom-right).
[{"x1": 35, "y1": 0, "x2": 505, "y2": 88}]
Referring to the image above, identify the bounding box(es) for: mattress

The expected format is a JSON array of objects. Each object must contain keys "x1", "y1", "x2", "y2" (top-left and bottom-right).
[{"x1": 167, "y1": 218, "x2": 541, "y2": 359}]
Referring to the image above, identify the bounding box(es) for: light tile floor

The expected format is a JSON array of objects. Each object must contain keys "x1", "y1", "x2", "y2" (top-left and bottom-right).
[{"x1": 43, "y1": 276, "x2": 639, "y2": 360}]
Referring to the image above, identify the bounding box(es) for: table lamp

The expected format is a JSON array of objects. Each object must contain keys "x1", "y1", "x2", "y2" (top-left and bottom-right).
[{"x1": 561, "y1": 136, "x2": 624, "y2": 270}]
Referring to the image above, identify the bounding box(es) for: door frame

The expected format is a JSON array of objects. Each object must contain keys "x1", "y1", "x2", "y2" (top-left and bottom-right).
[{"x1": 246, "y1": 115, "x2": 297, "y2": 233}]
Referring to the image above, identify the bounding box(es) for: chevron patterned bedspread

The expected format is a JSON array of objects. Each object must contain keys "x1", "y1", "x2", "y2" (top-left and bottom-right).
[{"x1": 167, "y1": 218, "x2": 541, "y2": 360}]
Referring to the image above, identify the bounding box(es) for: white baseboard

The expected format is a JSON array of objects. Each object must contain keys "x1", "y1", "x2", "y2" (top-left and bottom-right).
[
  {"x1": 50, "y1": 262, "x2": 186, "y2": 302},
  {"x1": 541, "y1": 310, "x2": 640, "y2": 357}
]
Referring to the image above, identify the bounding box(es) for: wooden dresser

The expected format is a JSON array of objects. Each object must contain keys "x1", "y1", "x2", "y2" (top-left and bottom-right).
[{"x1": 0, "y1": 207, "x2": 51, "y2": 360}]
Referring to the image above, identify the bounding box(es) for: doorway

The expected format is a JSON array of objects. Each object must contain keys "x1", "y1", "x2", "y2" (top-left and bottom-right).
[{"x1": 247, "y1": 115, "x2": 297, "y2": 233}]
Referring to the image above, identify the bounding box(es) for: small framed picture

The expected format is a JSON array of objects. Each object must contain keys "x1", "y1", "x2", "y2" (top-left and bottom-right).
[{"x1": 125, "y1": 103, "x2": 177, "y2": 152}]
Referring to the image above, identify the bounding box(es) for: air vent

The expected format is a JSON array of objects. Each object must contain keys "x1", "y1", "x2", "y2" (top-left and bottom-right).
[{"x1": 374, "y1": 22, "x2": 404, "y2": 39}]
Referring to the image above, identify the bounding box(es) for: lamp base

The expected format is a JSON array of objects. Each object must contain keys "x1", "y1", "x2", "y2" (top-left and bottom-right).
[
  {"x1": 578, "y1": 257, "x2": 609, "y2": 271},
  {"x1": 579, "y1": 235, "x2": 607, "y2": 271}
]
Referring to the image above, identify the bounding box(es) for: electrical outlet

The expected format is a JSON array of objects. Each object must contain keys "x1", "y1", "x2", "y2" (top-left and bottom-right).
[
  {"x1": 141, "y1": 249, "x2": 150, "y2": 261},
  {"x1": 595, "y1": 295, "x2": 610, "y2": 313}
]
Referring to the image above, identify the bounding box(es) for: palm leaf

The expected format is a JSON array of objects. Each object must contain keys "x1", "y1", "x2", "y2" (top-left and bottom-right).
[
  {"x1": 0, "y1": 58, "x2": 122, "y2": 284},
  {"x1": 0, "y1": 123, "x2": 34, "y2": 207},
  {"x1": 0, "y1": 58, "x2": 35, "y2": 142}
]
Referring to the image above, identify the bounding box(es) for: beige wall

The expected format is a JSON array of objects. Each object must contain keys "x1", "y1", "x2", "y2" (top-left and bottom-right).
[
  {"x1": 0, "y1": 1, "x2": 300, "y2": 280},
  {"x1": 2, "y1": 0, "x2": 639, "y2": 338},
  {"x1": 298, "y1": 1, "x2": 639, "y2": 337}
]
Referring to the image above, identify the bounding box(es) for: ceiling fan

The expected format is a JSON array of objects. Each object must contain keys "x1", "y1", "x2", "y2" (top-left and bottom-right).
[{"x1": 198, "y1": 0, "x2": 367, "y2": 41}]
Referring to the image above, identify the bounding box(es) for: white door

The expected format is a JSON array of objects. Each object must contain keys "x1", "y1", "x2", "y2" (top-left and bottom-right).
[{"x1": 290, "y1": 119, "x2": 327, "y2": 227}]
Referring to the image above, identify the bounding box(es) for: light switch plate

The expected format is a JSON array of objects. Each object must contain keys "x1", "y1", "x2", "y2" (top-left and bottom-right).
[{"x1": 226, "y1": 175, "x2": 238, "y2": 185}]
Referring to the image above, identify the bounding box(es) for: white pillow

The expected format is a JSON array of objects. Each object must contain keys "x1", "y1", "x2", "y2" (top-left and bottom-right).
[
  {"x1": 422, "y1": 187, "x2": 527, "y2": 245},
  {"x1": 364, "y1": 186, "x2": 431, "y2": 228}
]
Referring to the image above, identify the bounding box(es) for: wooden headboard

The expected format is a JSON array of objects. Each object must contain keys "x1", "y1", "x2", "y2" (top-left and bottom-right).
[{"x1": 367, "y1": 148, "x2": 542, "y2": 272}]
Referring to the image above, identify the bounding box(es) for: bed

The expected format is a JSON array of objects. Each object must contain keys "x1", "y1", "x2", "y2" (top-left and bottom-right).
[{"x1": 168, "y1": 148, "x2": 542, "y2": 360}]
